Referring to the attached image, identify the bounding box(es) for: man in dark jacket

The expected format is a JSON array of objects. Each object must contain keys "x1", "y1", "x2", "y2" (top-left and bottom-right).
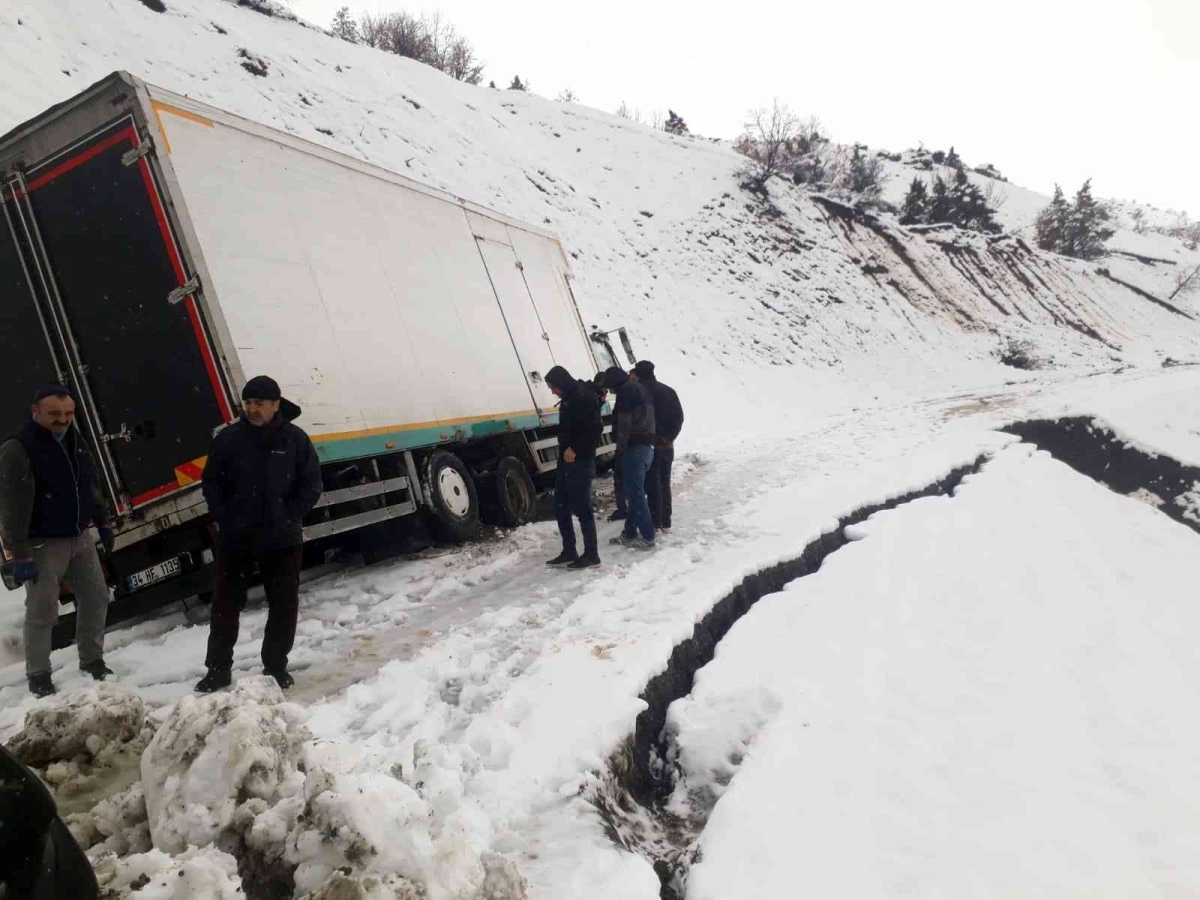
[
  {"x1": 0, "y1": 386, "x2": 115, "y2": 697},
  {"x1": 592, "y1": 372, "x2": 628, "y2": 523},
  {"x1": 603, "y1": 367, "x2": 656, "y2": 548},
  {"x1": 545, "y1": 366, "x2": 604, "y2": 570},
  {"x1": 196, "y1": 376, "x2": 322, "y2": 693},
  {"x1": 631, "y1": 361, "x2": 684, "y2": 532}
]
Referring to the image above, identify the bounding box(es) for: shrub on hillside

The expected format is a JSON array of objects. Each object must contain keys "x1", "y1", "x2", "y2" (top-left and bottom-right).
[
  {"x1": 664, "y1": 110, "x2": 689, "y2": 135},
  {"x1": 330, "y1": 6, "x2": 358, "y2": 41},
  {"x1": 900, "y1": 168, "x2": 1001, "y2": 233},
  {"x1": 1035, "y1": 179, "x2": 1114, "y2": 259}
]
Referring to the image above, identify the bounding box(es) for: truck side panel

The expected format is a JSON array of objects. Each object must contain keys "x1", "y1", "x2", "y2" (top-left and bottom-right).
[{"x1": 155, "y1": 104, "x2": 549, "y2": 460}]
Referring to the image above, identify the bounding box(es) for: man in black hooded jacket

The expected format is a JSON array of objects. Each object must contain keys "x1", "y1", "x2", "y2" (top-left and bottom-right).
[
  {"x1": 195, "y1": 376, "x2": 322, "y2": 693},
  {"x1": 631, "y1": 360, "x2": 684, "y2": 531},
  {"x1": 545, "y1": 366, "x2": 603, "y2": 569}
]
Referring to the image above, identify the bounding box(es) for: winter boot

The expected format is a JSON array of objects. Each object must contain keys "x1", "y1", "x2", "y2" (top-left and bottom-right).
[
  {"x1": 567, "y1": 553, "x2": 601, "y2": 570},
  {"x1": 607, "y1": 510, "x2": 627, "y2": 522},
  {"x1": 81, "y1": 660, "x2": 114, "y2": 681},
  {"x1": 195, "y1": 667, "x2": 232, "y2": 694},
  {"x1": 265, "y1": 668, "x2": 294, "y2": 691},
  {"x1": 27, "y1": 672, "x2": 56, "y2": 698},
  {"x1": 546, "y1": 551, "x2": 579, "y2": 567}
]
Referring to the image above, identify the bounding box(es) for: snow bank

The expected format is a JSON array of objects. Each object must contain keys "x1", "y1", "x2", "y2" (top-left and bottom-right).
[
  {"x1": 675, "y1": 445, "x2": 1200, "y2": 898},
  {"x1": 141, "y1": 676, "x2": 308, "y2": 854},
  {"x1": 91, "y1": 845, "x2": 244, "y2": 900},
  {"x1": 8, "y1": 682, "x2": 147, "y2": 768}
]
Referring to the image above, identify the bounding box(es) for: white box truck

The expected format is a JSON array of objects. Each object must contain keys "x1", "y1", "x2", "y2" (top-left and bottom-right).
[{"x1": 0, "y1": 72, "x2": 623, "y2": 640}]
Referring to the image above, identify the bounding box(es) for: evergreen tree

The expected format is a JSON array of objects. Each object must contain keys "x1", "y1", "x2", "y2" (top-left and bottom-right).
[
  {"x1": 928, "y1": 176, "x2": 953, "y2": 224},
  {"x1": 848, "y1": 145, "x2": 883, "y2": 202},
  {"x1": 948, "y1": 167, "x2": 972, "y2": 226},
  {"x1": 488, "y1": 80, "x2": 496, "y2": 89},
  {"x1": 1034, "y1": 185, "x2": 1070, "y2": 252},
  {"x1": 664, "y1": 110, "x2": 689, "y2": 135},
  {"x1": 508, "y1": 75, "x2": 528, "y2": 91},
  {"x1": 900, "y1": 177, "x2": 929, "y2": 225},
  {"x1": 946, "y1": 145, "x2": 963, "y2": 169},
  {"x1": 330, "y1": 6, "x2": 359, "y2": 42},
  {"x1": 1066, "y1": 178, "x2": 1114, "y2": 260}
]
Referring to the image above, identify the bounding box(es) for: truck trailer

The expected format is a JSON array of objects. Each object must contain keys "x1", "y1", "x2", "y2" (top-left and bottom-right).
[{"x1": 0, "y1": 72, "x2": 621, "y2": 639}]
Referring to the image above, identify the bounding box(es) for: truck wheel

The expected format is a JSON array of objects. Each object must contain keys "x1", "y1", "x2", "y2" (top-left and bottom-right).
[
  {"x1": 423, "y1": 450, "x2": 480, "y2": 542},
  {"x1": 491, "y1": 456, "x2": 538, "y2": 527}
]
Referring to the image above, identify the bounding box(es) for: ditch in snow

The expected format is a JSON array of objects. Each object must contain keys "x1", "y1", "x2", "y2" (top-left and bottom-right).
[{"x1": 589, "y1": 417, "x2": 1200, "y2": 899}]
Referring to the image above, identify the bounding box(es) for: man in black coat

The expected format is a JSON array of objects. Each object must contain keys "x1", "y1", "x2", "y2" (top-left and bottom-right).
[
  {"x1": 196, "y1": 376, "x2": 322, "y2": 693},
  {"x1": 603, "y1": 366, "x2": 657, "y2": 548},
  {"x1": 592, "y1": 371, "x2": 627, "y2": 522},
  {"x1": 545, "y1": 366, "x2": 604, "y2": 570},
  {"x1": 631, "y1": 361, "x2": 685, "y2": 531}
]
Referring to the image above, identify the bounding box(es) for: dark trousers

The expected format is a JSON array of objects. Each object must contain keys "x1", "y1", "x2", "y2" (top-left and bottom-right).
[
  {"x1": 646, "y1": 444, "x2": 675, "y2": 529},
  {"x1": 555, "y1": 458, "x2": 598, "y2": 557},
  {"x1": 205, "y1": 541, "x2": 302, "y2": 672}
]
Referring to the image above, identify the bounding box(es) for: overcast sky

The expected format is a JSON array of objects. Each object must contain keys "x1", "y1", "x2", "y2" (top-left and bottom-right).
[{"x1": 287, "y1": 0, "x2": 1200, "y2": 217}]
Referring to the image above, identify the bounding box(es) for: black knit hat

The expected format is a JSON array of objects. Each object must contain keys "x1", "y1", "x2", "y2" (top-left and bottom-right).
[
  {"x1": 241, "y1": 375, "x2": 281, "y2": 402},
  {"x1": 633, "y1": 360, "x2": 656, "y2": 380},
  {"x1": 32, "y1": 384, "x2": 73, "y2": 404},
  {"x1": 602, "y1": 366, "x2": 629, "y2": 389}
]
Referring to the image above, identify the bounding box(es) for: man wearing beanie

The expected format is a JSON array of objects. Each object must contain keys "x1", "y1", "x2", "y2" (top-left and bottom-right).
[
  {"x1": 545, "y1": 365, "x2": 604, "y2": 569},
  {"x1": 196, "y1": 376, "x2": 322, "y2": 692},
  {"x1": 630, "y1": 361, "x2": 685, "y2": 532},
  {"x1": 0, "y1": 385, "x2": 115, "y2": 697},
  {"x1": 603, "y1": 366, "x2": 657, "y2": 549}
]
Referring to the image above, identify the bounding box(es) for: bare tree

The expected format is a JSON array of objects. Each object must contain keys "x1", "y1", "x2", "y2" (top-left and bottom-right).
[
  {"x1": 358, "y1": 9, "x2": 483, "y2": 84},
  {"x1": 650, "y1": 110, "x2": 665, "y2": 130},
  {"x1": 738, "y1": 100, "x2": 800, "y2": 185},
  {"x1": 615, "y1": 101, "x2": 644, "y2": 123},
  {"x1": 1169, "y1": 262, "x2": 1200, "y2": 301},
  {"x1": 557, "y1": 88, "x2": 578, "y2": 102}
]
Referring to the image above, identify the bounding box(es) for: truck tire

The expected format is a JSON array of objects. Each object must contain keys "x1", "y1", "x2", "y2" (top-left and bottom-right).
[
  {"x1": 489, "y1": 456, "x2": 538, "y2": 527},
  {"x1": 423, "y1": 450, "x2": 481, "y2": 542}
]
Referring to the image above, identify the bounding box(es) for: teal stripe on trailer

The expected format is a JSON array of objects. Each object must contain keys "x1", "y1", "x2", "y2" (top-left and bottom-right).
[{"x1": 312, "y1": 412, "x2": 552, "y2": 463}]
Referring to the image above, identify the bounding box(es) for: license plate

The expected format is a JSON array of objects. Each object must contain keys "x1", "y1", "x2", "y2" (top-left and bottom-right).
[{"x1": 126, "y1": 556, "x2": 182, "y2": 592}]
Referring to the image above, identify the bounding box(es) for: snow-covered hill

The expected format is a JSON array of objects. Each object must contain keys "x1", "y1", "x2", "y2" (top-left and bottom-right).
[{"x1": 3, "y1": 0, "x2": 1200, "y2": 413}]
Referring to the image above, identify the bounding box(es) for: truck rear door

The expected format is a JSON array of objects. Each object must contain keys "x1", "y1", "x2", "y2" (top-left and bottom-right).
[{"x1": 4, "y1": 117, "x2": 233, "y2": 511}]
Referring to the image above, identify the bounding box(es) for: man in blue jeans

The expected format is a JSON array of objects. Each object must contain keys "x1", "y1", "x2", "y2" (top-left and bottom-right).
[
  {"x1": 602, "y1": 367, "x2": 657, "y2": 549},
  {"x1": 545, "y1": 366, "x2": 604, "y2": 570}
]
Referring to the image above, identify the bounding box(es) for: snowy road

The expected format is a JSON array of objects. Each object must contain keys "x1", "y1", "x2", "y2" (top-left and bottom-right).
[{"x1": 6, "y1": 367, "x2": 1200, "y2": 898}]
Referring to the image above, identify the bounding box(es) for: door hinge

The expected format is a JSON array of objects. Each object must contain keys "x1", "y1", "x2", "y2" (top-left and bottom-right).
[
  {"x1": 121, "y1": 139, "x2": 153, "y2": 167},
  {"x1": 101, "y1": 424, "x2": 132, "y2": 444},
  {"x1": 167, "y1": 275, "x2": 201, "y2": 306}
]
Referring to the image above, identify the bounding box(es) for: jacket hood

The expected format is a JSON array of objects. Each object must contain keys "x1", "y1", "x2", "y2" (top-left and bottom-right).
[
  {"x1": 544, "y1": 365, "x2": 574, "y2": 392},
  {"x1": 280, "y1": 397, "x2": 302, "y2": 422},
  {"x1": 602, "y1": 366, "x2": 630, "y2": 389}
]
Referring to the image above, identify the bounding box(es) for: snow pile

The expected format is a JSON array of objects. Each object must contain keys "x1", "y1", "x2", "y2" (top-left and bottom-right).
[
  {"x1": 671, "y1": 445, "x2": 1200, "y2": 897},
  {"x1": 91, "y1": 845, "x2": 244, "y2": 900},
  {"x1": 7, "y1": 683, "x2": 153, "y2": 803},
  {"x1": 244, "y1": 739, "x2": 528, "y2": 899},
  {"x1": 68, "y1": 781, "x2": 152, "y2": 856},
  {"x1": 141, "y1": 676, "x2": 308, "y2": 854}
]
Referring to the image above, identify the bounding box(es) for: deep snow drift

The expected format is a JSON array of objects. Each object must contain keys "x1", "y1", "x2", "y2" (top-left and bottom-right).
[{"x1": 673, "y1": 444, "x2": 1200, "y2": 898}]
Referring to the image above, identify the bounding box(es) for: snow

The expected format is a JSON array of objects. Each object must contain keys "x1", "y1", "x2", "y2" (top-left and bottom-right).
[
  {"x1": 141, "y1": 676, "x2": 308, "y2": 854},
  {"x1": 91, "y1": 845, "x2": 245, "y2": 900},
  {"x1": 1, "y1": 0, "x2": 1200, "y2": 897},
  {"x1": 677, "y1": 444, "x2": 1200, "y2": 899}
]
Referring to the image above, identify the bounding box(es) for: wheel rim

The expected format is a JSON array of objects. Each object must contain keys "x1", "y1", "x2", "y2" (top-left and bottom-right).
[
  {"x1": 504, "y1": 470, "x2": 533, "y2": 520},
  {"x1": 437, "y1": 466, "x2": 471, "y2": 518}
]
